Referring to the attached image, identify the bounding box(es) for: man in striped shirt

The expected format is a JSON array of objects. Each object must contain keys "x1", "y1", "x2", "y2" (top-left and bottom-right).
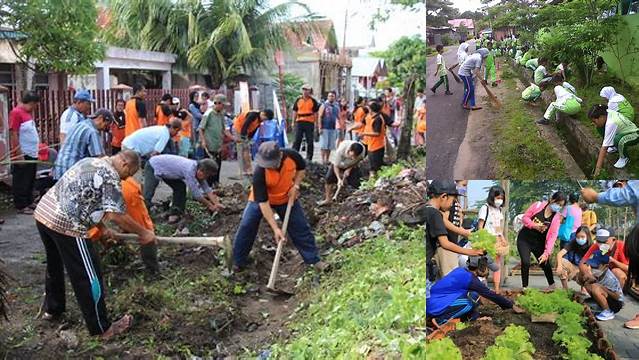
[
  {"x1": 59, "y1": 90, "x2": 93, "y2": 145},
  {"x1": 54, "y1": 109, "x2": 114, "y2": 180}
]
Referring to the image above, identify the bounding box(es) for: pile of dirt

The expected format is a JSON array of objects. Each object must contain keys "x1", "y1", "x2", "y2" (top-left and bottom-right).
[{"x1": 315, "y1": 167, "x2": 428, "y2": 246}]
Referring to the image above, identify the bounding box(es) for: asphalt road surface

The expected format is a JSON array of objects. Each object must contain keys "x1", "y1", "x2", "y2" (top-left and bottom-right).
[{"x1": 425, "y1": 43, "x2": 476, "y2": 179}]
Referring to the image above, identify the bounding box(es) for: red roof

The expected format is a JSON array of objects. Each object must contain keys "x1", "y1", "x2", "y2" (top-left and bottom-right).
[{"x1": 447, "y1": 19, "x2": 475, "y2": 29}]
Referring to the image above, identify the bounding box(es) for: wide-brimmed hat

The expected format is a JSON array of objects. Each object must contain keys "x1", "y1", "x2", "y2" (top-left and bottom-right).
[{"x1": 255, "y1": 141, "x2": 283, "y2": 169}]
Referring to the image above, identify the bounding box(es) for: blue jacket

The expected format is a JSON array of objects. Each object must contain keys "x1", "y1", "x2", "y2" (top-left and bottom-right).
[{"x1": 598, "y1": 181, "x2": 639, "y2": 221}]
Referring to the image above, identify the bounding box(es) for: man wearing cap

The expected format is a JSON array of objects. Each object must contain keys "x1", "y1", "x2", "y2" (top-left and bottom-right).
[
  {"x1": 233, "y1": 141, "x2": 328, "y2": 272},
  {"x1": 59, "y1": 89, "x2": 94, "y2": 145},
  {"x1": 143, "y1": 155, "x2": 223, "y2": 223},
  {"x1": 199, "y1": 94, "x2": 232, "y2": 184},
  {"x1": 425, "y1": 181, "x2": 485, "y2": 296},
  {"x1": 233, "y1": 110, "x2": 265, "y2": 178},
  {"x1": 125, "y1": 83, "x2": 147, "y2": 137},
  {"x1": 122, "y1": 118, "x2": 182, "y2": 157},
  {"x1": 427, "y1": 255, "x2": 524, "y2": 327},
  {"x1": 54, "y1": 109, "x2": 114, "y2": 180},
  {"x1": 292, "y1": 84, "x2": 320, "y2": 161},
  {"x1": 579, "y1": 227, "x2": 629, "y2": 290}
]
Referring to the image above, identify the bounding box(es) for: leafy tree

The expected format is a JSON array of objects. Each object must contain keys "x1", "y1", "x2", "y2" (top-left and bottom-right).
[
  {"x1": 103, "y1": 0, "x2": 312, "y2": 87},
  {"x1": 427, "y1": 0, "x2": 459, "y2": 27},
  {"x1": 272, "y1": 72, "x2": 304, "y2": 121},
  {"x1": 0, "y1": 0, "x2": 105, "y2": 74},
  {"x1": 508, "y1": 180, "x2": 601, "y2": 220},
  {"x1": 374, "y1": 36, "x2": 426, "y2": 159}
]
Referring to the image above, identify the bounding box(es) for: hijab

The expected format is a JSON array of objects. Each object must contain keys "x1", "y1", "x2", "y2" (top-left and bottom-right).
[{"x1": 600, "y1": 86, "x2": 626, "y2": 104}]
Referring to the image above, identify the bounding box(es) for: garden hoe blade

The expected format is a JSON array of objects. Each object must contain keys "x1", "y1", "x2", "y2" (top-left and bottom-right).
[
  {"x1": 332, "y1": 176, "x2": 346, "y2": 202},
  {"x1": 266, "y1": 198, "x2": 295, "y2": 298}
]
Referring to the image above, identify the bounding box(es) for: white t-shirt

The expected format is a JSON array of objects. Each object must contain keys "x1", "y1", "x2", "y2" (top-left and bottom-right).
[
  {"x1": 330, "y1": 140, "x2": 365, "y2": 169},
  {"x1": 458, "y1": 53, "x2": 483, "y2": 77},
  {"x1": 59, "y1": 106, "x2": 85, "y2": 136},
  {"x1": 478, "y1": 204, "x2": 504, "y2": 236},
  {"x1": 603, "y1": 119, "x2": 618, "y2": 148}
]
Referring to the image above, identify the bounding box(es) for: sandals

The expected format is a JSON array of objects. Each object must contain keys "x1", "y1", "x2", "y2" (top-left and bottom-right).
[{"x1": 101, "y1": 314, "x2": 133, "y2": 340}]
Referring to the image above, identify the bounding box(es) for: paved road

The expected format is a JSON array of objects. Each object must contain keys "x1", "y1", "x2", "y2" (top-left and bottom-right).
[{"x1": 426, "y1": 44, "x2": 475, "y2": 179}]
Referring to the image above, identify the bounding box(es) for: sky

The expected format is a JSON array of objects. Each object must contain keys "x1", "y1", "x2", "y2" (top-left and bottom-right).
[
  {"x1": 451, "y1": 0, "x2": 494, "y2": 13},
  {"x1": 271, "y1": 0, "x2": 425, "y2": 50},
  {"x1": 467, "y1": 180, "x2": 496, "y2": 209}
]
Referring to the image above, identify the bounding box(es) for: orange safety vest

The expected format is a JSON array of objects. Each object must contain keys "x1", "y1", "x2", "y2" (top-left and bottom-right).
[
  {"x1": 248, "y1": 156, "x2": 296, "y2": 206},
  {"x1": 416, "y1": 107, "x2": 427, "y2": 133},
  {"x1": 155, "y1": 104, "x2": 171, "y2": 126},
  {"x1": 364, "y1": 113, "x2": 386, "y2": 152},
  {"x1": 353, "y1": 107, "x2": 366, "y2": 135},
  {"x1": 233, "y1": 111, "x2": 260, "y2": 138},
  {"x1": 295, "y1": 97, "x2": 318, "y2": 123},
  {"x1": 124, "y1": 97, "x2": 143, "y2": 137},
  {"x1": 87, "y1": 177, "x2": 154, "y2": 241}
]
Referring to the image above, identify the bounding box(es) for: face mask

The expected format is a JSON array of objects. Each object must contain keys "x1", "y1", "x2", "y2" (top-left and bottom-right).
[
  {"x1": 550, "y1": 203, "x2": 561, "y2": 213},
  {"x1": 599, "y1": 243, "x2": 611, "y2": 254},
  {"x1": 494, "y1": 199, "x2": 504, "y2": 207},
  {"x1": 576, "y1": 237, "x2": 587, "y2": 246}
]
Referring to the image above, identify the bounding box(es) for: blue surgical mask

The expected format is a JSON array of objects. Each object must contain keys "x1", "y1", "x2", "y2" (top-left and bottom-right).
[
  {"x1": 550, "y1": 203, "x2": 561, "y2": 213},
  {"x1": 576, "y1": 237, "x2": 587, "y2": 246}
]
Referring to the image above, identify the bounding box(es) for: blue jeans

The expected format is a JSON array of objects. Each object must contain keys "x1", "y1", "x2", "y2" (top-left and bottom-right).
[
  {"x1": 461, "y1": 75, "x2": 475, "y2": 107},
  {"x1": 434, "y1": 291, "x2": 480, "y2": 325},
  {"x1": 233, "y1": 200, "x2": 320, "y2": 267}
]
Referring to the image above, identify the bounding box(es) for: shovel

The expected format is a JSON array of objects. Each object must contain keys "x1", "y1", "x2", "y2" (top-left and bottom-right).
[
  {"x1": 114, "y1": 233, "x2": 233, "y2": 271},
  {"x1": 266, "y1": 197, "x2": 295, "y2": 297}
]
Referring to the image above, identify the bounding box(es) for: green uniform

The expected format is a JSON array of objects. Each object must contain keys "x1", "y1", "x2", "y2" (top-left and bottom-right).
[
  {"x1": 543, "y1": 84, "x2": 582, "y2": 121},
  {"x1": 606, "y1": 110, "x2": 639, "y2": 158},
  {"x1": 484, "y1": 51, "x2": 496, "y2": 83},
  {"x1": 617, "y1": 99, "x2": 635, "y2": 122},
  {"x1": 522, "y1": 84, "x2": 541, "y2": 102},
  {"x1": 526, "y1": 58, "x2": 539, "y2": 71},
  {"x1": 520, "y1": 51, "x2": 532, "y2": 66},
  {"x1": 534, "y1": 65, "x2": 548, "y2": 85}
]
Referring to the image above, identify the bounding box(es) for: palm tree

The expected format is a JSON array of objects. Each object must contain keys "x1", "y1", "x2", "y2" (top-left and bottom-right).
[{"x1": 103, "y1": 0, "x2": 314, "y2": 87}]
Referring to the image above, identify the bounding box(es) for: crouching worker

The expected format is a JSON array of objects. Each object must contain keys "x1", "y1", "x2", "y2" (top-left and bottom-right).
[
  {"x1": 426, "y1": 256, "x2": 524, "y2": 326},
  {"x1": 556, "y1": 226, "x2": 592, "y2": 290},
  {"x1": 318, "y1": 140, "x2": 366, "y2": 206},
  {"x1": 589, "y1": 104, "x2": 639, "y2": 174},
  {"x1": 34, "y1": 151, "x2": 156, "y2": 339},
  {"x1": 233, "y1": 142, "x2": 328, "y2": 272},
  {"x1": 521, "y1": 83, "x2": 542, "y2": 103},
  {"x1": 578, "y1": 227, "x2": 625, "y2": 321},
  {"x1": 87, "y1": 177, "x2": 159, "y2": 274},
  {"x1": 538, "y1": 77, "x2": 582, "y2": 125},
  {"x1": 144, "y1": 155, "x2": 223, "y2": 223}
]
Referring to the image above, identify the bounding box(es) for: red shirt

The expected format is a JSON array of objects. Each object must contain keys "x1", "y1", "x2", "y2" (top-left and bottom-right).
[
  {"x1": 9, "y1": 105, "x2": 33, "y2": 131},
  {"x1": 582, "y1": 240, "x2": 629, "y2": 269},
  {"x1": 9, "y1": 105, "x2": 40, "y2": 158}
]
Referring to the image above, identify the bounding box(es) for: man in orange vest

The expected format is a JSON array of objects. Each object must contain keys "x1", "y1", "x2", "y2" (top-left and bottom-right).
[
  {"x1": 154, "y1": 93, "x2": 173, "y2": 126},
  {"x1": 124, "y1": 83, "x2": 147, "y2": 137},
  {"x1": 88, "y1": 177, "x2": 159, "y2": 273},
  {"x1": 232, "y1": 142, "x2": 328, "y2": 272},
  {"x1": 291, "y1": 84, "x2": 320, "y2": 161}
]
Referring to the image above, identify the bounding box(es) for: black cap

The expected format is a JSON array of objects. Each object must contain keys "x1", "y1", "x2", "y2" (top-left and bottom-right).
[
  {"x1": 428, "y1": 180, "x2": 464, "y2": 196},
  {"x1": 90, "y1": 108, "x2": 115, "y2": 122},
  {"x1": 255, "y1": 141, "x2": 283, "y2": 169}
]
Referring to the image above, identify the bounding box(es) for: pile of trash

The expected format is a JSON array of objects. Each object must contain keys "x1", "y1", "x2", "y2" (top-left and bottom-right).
[{"x1": 315, "y1": 167, "x2": 428, "y2": 247}]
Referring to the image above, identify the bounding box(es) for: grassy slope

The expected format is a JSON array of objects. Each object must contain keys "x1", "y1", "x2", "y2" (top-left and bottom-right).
[
  {"x1": 493, "y1": 66, "x2": 568, "y2": 179},
  {"x1": 268, "y1": 225, "x2": 426, "y2": 359}
]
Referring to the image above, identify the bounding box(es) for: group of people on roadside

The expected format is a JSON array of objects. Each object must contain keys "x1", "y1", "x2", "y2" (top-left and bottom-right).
[
  {"x1": 513, "y1": 43, "x2": 638, "y2": 174},
  {"x1": 426, "y1": 180, "x2": 639, "y2": 328}
]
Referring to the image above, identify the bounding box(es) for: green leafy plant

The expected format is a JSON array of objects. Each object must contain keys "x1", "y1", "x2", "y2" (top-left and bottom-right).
[
  {"x1": 483, "y1": 325, "x2": 535, "y2": 360},
  {"x1": 360, "y1": 162, "x2": 406, "y2": 190},
  {"x1": 425, "y1": 338, "x2": 462, "y2": 360},
  {"x1": 468, "y1": 229, "x2": 497, "y2": 258}
]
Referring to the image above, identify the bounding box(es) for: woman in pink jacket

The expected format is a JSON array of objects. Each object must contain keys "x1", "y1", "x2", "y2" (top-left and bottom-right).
[{"x1": 517, "y1": 191, "x2": 567, "y2": 290}]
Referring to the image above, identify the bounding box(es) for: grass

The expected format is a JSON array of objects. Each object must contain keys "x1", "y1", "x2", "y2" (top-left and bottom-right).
[
  {"x1": 269, "y1": 225, "x2": 426, "y2": 359},
  {"x1": 493, "y1": 68, "x2": 569, "y2": 179}
]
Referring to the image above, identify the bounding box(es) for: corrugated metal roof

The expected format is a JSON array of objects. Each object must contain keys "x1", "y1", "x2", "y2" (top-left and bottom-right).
[
  {"x1": 351, "y1": 57, "x2": 382, "y2": 77},
  {"x1": 0, "y1": 30, "x2": 26, "y2": 40}
]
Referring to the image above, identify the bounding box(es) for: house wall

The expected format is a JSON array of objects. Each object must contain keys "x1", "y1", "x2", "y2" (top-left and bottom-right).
[{"x1": 601, "y1": 13, "x2": 639, "y2": 88}]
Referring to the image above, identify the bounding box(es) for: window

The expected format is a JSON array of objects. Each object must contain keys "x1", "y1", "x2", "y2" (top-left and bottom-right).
[{"x1": 0, "y1": 63, "x2": 14, "y2": 92}]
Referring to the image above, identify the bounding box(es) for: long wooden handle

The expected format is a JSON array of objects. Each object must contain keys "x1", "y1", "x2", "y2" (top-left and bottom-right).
[
  {"x1": 115, "y1": 233, "x2": 227, "y2": 247},
  {"x1": 267, "y1": 198, "x2": 294, "y2": 289},
  {"x1": 480, "y1": 81, "x2": 501, "y2": 108},
  {"x1": 448, "y1": 68, "x2": 462, "y2": 83}
]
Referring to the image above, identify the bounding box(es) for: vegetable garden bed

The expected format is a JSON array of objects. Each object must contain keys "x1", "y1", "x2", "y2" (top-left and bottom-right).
[{"x1": 427, "y1": 290, "x2": 616, "y2": 359}]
